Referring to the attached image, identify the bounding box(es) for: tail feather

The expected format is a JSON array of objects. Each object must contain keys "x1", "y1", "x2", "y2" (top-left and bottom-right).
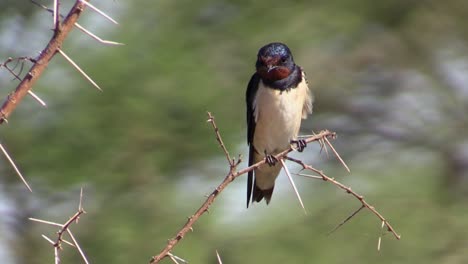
[{"x1": 252, "y1": 183, "x2": 274, "y2": 204}]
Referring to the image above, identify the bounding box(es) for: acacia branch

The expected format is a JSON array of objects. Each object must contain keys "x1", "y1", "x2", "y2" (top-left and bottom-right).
[
  {"x1": 29, "y1": 188, "x2": 89, "y2": 263},
  {"x1": 286, "y1": 156, "x2": 401, "y2": 240},
  {"x1": 0, "y1": 0, "x2": 89, "y2": 124},
  {"x1": 149, "y1": 114, "x2": 336, "y2": 263}
]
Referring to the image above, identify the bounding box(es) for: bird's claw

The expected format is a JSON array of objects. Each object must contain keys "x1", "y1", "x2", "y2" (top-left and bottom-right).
[
  {"x1": 291, "y1": 139, "x2": 307, "y2": 152},
  {"x1": 265, "y1": 154, "x2": 278, "y2": 166}
]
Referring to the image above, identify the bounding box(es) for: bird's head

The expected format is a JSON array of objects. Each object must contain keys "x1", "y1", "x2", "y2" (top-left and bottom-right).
[{"x1": 255, "y1": 42, "x2": 296, "y2": 82}]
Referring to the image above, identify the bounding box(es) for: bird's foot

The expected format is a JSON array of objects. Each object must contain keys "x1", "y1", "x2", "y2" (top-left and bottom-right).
[
  {"x1": 265, "y1": 154, "x2": 278, "y2": 166},
  {"x1": 291, "y1": 139, "x2": 307, "y2": 152}
]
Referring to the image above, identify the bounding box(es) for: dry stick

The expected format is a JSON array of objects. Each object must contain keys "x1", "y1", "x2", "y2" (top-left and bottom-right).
[
  {"x1": 0, "y1": 0, "x2": 89, "y2": 124},
  {"x1": 206, "y1": 112, "x2": 233, "y2": 166},
  {"x1": 30, "y1": 189, "x2": 88, "y2": 264},
  {"x1": 327, "y1": 205, "x2": 365, "y2": 235},
  {"x1": 285, "y1": 156, "x2": 401, "y2": 240},
  {"x1": 149, "y1": 124, "x2": 335, "y2": 263}
]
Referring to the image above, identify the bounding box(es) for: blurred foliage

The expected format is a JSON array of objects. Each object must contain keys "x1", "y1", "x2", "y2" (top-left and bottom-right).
[{"x1": 1, "y1": 0, "x2": 468, "y2": 263}]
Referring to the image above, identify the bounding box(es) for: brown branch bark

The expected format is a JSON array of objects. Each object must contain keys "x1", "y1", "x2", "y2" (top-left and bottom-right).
[
  {"x1": 149, "y1": 125, "x2": 336, "y2": 263},
  {"x1": 0, "y1": 0, "x2": 88, "y2": 124},
  {"x1": 285, "y1": 156, "x2": 401, "y2": 240}
]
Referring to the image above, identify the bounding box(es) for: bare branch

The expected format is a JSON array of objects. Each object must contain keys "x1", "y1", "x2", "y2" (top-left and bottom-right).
[
  {"x1": 207, "y1": 112, "x2": 233, "y2": 166},
  {"x1": 0, "y1": 143, "x2": 32, "y2": 192},
  {"x1": 285, "y1": 156, "x2": 401, "y2": 240},
  {"x1": 31, "y1": 191, "x2": 88, "y2": 264},
  {"x1": 0, "y1": 0, "x2": 91, "y2": 124}
]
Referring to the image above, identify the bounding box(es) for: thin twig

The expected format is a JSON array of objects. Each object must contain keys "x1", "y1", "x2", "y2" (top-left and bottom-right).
[
  {"x1": 30, "y1": 191, "x2": 88, "y2": 264},
  {"x1": 207, "y1": 112, "x2": 234, "y2": 166},
  {"x1": 0, "y1": 143, "x2": 32, "y2": 192},
  {"x1": 54, "y1": 246, "x2": 59, "y2": 264},
  {"x1": 285, "y1": 156, "x2": 401, "y2": 240},
  {"x1": 294, "y1": 172, "x2": 322, "y2": 180},
  {"x1": 280, "y1": 158, "x2": 306, "y2": 214},
  {"x1": 0, "y1": 58, "x2": 46, "y2": 108},
  {"x1": 328, "y1": 205, "x2": 365, "y2": 235}
]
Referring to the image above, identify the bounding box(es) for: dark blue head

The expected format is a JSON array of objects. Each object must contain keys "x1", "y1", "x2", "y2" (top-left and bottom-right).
[{"x1": 255, "y1": 42, "x2": 296, "y2": 82}]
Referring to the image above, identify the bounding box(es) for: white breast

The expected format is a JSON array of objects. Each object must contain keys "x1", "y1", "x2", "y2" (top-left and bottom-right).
[{"x1": 252, "y1": 78, "x2": 311, "y2": 155}]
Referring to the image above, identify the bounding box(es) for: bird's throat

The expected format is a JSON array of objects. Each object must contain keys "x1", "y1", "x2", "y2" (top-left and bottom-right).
[{"x1": 258, "y1": 66, "x2": 291, "y2": 81}]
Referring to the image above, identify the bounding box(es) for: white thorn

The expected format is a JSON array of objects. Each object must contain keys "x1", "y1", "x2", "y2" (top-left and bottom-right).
[
  {"x1": 41, "y1": 234, "x2": 55, "y2": 245},
  {"x1": 75, "y1": 23, "x2": 124, "y2": 46},
  {"x1": 0, "y1": 143, "x2": 32, "y2": 192},
  {"x1": 280, "y1": 159, "x2": 306, "y2": 214},
  {"x1": 216, "y1": 250, "x2": 223, "y2": 264},
  {"x1": 53, "y1": 0, "x2": 58, "y2": 28},
  {"x1": 67, "y1": 229, "x2": 89, "y2": 264},
  {"x1": 57, "y1": 48, "x2": 102, "y2": 91},
  {"x1": 29, "y1": 217, "x2": 64, "y2": 227},
  {"x1": 28, "y1": 90, "x2": 47, "y2": 107},
  {"x1": 79, "y1": 0, "x2": 119, "y2": 24}
]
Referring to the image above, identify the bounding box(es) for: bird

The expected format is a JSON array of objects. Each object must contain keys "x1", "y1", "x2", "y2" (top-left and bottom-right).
[{"x1": 246, "y1": 42, "x2": 313, "y2": 207}]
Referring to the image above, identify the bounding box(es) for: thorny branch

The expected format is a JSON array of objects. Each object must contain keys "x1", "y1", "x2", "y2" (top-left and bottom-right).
[
  {"x1": 150, "y1": 113, "x2": 399, "y2": 263},
  {"x1": 29, "y1": 188, "x2": 89, "y2": 264},
  {"x1": 288, "y1": 155, "x2": 401, "y2": 240},
  {"x1": 0, "y1": 0, "x2": 90, "y2": 124},
  {"x1": 1, "y1": 0, "x2": 121, "y2": 190}
]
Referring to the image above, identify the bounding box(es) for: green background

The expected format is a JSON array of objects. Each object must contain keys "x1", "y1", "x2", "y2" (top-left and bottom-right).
[{"x1": 1, "y1": 0, "x2": 467, "y2": 263}]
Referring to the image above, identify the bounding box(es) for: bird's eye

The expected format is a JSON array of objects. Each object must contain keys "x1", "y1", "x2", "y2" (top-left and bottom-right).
[{"x1": 281, "y1": 57, "x2": 287, "y2": 63}]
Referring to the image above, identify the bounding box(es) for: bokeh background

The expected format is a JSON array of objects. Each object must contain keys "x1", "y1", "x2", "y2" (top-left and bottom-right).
[{"x1": 1, "y1": 0, "x2": 468, "y2": 263}]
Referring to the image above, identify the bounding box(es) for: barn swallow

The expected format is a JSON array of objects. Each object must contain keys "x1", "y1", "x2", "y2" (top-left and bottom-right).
[{"x1": 246, "y1": 42, "x2": 313, "y2": 207}]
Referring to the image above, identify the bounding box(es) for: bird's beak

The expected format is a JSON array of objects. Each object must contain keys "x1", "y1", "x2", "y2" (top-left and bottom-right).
[{"x1": 266, "y1": 65, "x2": 278, "y2": 73}]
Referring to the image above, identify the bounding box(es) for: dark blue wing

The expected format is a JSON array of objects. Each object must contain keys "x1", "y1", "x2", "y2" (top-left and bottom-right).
[{"x1": 246, "y1": 73, "x2": 260, "y2": 208}]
